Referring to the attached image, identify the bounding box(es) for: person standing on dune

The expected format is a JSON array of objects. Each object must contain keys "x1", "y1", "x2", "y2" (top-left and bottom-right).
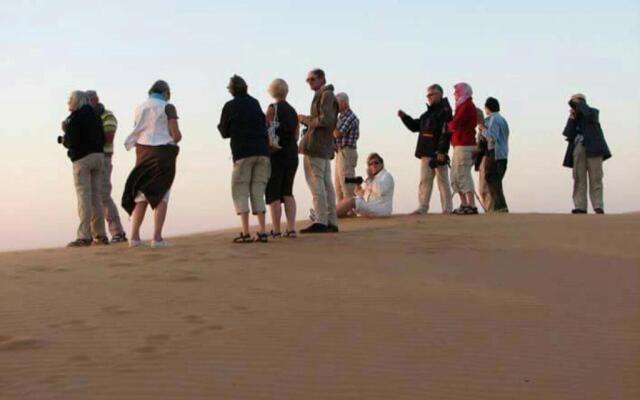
[
  {"x1": 481, "y1": 97, "x2": 510, "y2": 213},
  {"x1": 219, "y1": 75, "x2": 271, "y2": 243},
  {"x1": 398, "y1": 83, "x2": 453, "y2": 215},
  {"x1": 333, "y1": 92, "x2": 360, "y2": 205},
  {"x1": 122, "y1": 80, "x2": 182, "y2": 248},
  {"x1": 86, "y1": 90, "x2": 127, "y2": 243},
  {"x1": 298, "y1": 68, "x2": 340, "y2": 233},
  {"x1": 448, "y1": 82, "x2": 478, "y2": 215},
  {"x1": 562, "y1": 94, "x2": 611, "y2": 214},
  {"x1": 60, "y1": 91, "x2": 108, "y2": 247}
]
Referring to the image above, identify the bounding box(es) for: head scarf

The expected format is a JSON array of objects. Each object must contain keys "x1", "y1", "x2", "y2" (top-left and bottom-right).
[{"x1": 454, "y1": 82, "x2": 473, "y2": 107}]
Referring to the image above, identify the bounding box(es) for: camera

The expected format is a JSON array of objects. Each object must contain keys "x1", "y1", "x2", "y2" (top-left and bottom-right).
[{"x1": 344, "y1": 176, "x2": 364, "y2": 185}]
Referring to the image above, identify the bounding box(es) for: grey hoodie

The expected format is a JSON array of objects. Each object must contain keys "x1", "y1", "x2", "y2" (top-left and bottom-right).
[{"x1": 299, "y1": 84, "x2": 338, "y2": 159}]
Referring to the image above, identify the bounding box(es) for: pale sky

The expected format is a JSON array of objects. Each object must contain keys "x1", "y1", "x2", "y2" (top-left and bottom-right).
[{"x1": 1, "y1": 0, "x2": 639, "y2": 251}]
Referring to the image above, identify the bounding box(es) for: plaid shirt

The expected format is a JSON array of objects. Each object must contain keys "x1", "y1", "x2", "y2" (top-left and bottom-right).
[{"x1": 335, "y1": 109, "x2": 360, "y2": 148}]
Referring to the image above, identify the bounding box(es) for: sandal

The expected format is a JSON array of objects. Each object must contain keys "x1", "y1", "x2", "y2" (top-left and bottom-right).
[
  {"x1": 270, "y1": 230, "x2": 282, "y2": 239},
  {"x1": 452, "y1": 206, "x2": 468, "y2": 215},
  {"x1": 233, "y1": 233, "x2": 253, "y2": 244},
  {"x1": 284, "y1": 230, "x2": 297, "y2": 238},
  {"x1": 465, "y1": 207, "x2": 479, "y2": 215},
  {"x1": 254, "y1": 233, "x2": 269, "y2": 243}
]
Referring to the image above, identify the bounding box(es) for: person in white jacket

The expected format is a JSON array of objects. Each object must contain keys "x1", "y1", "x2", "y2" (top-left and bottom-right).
[{"x1": 337, "y1": 153, "x2": 394, "y2": 218}]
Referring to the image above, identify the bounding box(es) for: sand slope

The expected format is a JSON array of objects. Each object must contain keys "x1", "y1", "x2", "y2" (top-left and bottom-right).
[{"x1": 0, "y1": 214, "x2": 638, "y2": 399}]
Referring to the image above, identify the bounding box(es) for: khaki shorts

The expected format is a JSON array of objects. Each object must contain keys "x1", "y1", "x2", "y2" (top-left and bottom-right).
[{"x1": 450, "y1": 146, "x2": 475, "y2": 193}]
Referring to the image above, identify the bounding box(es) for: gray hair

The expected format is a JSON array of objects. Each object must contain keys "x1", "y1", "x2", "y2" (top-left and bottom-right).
[
  {"x1": 336, "y1": 92, "x2": 349, "y2": 104},
  {"x1": 69, "y1": 90, "x2": 88, "y2": 110}
]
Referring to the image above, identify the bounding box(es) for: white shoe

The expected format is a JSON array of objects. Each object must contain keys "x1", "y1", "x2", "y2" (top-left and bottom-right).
[
  {"x1": 151, "y1": 240, "x2": 172, "y2": 249},
  {"x1": 129, "y1": 240, "x2": 144, "y2": 248}
]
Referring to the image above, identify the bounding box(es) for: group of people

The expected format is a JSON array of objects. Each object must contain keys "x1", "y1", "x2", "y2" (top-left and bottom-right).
[{"x1": 59, "y1": 69, "x2": 612, "y2": 247}]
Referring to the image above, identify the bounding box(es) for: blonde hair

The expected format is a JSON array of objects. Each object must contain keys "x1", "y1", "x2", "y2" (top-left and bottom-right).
[{"x1": 268, "y1": 78, "x2": 289, "y2": 100}]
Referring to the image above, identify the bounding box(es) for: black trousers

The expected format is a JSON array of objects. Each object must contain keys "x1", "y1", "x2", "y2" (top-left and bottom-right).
[{"x1": 486, "y1": 153, "x2": 508, "y2": 212}]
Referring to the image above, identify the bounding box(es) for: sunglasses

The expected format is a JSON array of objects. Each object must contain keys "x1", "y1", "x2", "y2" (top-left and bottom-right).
[{"x1": 306, "y1": 77, "x2": 317, "y2": 83}]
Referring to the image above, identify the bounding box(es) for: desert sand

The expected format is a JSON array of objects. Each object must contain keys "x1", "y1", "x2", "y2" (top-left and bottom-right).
[{"x1": 0, "y1": 213, "x2": 638, "y2": 399}]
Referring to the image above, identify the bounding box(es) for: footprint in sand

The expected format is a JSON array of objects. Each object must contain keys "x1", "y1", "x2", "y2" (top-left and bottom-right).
[
  {"x1": 190, "y1": 324, "x2": 225, "y2": 336},
  {"x1": 68, "y1": 354, "x2": 91, "y2": 363},
  {"x1": 133, "y1": 334, "x2": 171, "y2": 355},
  {"x1": 183, "y1": 315, "x2": 205, "y2": 324},
  {"x1": 108, "y1": 262, "x2": 134, "y2": 268},
  {"x1": 102, "y1": 305, "x2": 133, "y2": 316},
  {"x1": 0, "y1": 336, "x2": 44, "y2": 351}
]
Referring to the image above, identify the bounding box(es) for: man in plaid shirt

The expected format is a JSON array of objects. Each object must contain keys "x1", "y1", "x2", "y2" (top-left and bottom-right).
[{"x1": 333, "y1": 92, "x2": 360, "y2": 203}]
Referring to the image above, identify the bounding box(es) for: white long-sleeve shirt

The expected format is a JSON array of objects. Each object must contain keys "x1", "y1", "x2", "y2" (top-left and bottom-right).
[{"x1": 356, "y1": 169, "x2": 395, "y2": 217}]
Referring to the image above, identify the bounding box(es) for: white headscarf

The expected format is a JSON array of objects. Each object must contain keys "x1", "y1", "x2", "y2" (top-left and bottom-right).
[{"x1": 454, "y1": 82, "x2": 473, "y2": 108}]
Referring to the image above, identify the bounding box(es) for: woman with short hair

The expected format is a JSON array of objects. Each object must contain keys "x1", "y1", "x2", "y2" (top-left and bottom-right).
[
  {"x1": 62, "y1": 90, "x2": 108, "y2": 247},
  {"x1": 122, "y1": 80, "x2": 182, "y2": 248},
  {"x1": 265, "y1": 78, "x2": 299, "y2": 238},
  {"x1": 218, "y1": 75, "x2": 271, "y2": 243}
]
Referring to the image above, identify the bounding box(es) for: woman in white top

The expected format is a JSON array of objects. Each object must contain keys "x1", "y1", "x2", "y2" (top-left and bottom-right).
[
  {"x1": 122, "y1": 80, "x2": 182, "y2": 248},
  {"x1": 337, "y1": 153, "x2": 394, "y2": 218}
]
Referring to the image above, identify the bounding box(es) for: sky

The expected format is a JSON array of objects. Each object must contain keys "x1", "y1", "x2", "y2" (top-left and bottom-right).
[{"x1": 0, "y1": 0, "x2": 639, "y2": 251}]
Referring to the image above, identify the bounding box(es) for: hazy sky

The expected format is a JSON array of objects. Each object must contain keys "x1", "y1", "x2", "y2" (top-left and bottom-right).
[{"x1": 1, "y1": 0, "x2": 639, "y2": 251}]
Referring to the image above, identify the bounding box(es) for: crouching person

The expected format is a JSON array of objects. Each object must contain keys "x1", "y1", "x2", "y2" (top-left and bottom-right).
[{"x1": 337, "y1": 153, "x2": 394, "y2": 218}]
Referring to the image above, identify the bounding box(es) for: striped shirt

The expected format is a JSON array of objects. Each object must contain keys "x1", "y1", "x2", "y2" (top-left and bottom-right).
[
  {"x1": 335, "y1": 109, "x2": 360, "y2": 148},
  {"x1": 101, "y1": 109, "x2": 118, "y2": 154}
]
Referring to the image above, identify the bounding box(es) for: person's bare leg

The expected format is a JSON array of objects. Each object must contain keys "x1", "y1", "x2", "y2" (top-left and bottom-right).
[
  {"x1": 283, "y1": 196, "x2": 297, "y2": 232},
  {"x1": 257, "y1": 213, "x2": 266, "y2": 235},
  {"x1": 458, "y1": 193, "x2": 469, "y2": 207},
  {"x1": 153, "y1": 201, "x2": 168, "y2": 242},
  {"x1": 465, "y1": 192, "x2": 476, "y2": 207},
  {"x1": 337, "y1": 198, "x2": 356, "y2": 218},
  {"x1": 239, "y1": 212, "x2": 250, "y2": 236},
  {"x1": 269, "y1": 201, "x2": 282, "y2": 234},
  {"x1": 130, "y1": 202, "x2": 148, "y2": 241}
]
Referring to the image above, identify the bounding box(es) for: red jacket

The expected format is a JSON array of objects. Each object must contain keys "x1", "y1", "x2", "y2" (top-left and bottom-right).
[{"x1": 448, "y1": 99, "x2": 477, "y2": 147}]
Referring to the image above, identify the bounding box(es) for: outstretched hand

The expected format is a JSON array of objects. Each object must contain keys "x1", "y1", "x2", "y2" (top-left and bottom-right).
[{"x1": 397, "y1": 110, "x2": 406, "y2": 118}]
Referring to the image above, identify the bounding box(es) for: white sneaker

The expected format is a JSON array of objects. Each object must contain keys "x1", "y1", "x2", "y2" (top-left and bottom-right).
[
  {"x1": 150, "y1": 240, "x2": 172, "y2": 249},
  {"x1": 129, "y1": 239, "x2": 144, "y2": 248}
]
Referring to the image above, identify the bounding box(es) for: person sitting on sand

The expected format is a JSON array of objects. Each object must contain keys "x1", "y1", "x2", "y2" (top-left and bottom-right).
[
  {"x1": 61, "y1": 90, "x2": 109, "y2": 247},
  {"x1": 121, "y1": 80, "x2": 182, "y2": 248},
  {"x1": 219, "y1": 75, "x2": 271, "y2": 243},
  {"x1": 337, "y1": 153, "x2": 394, "y2": 218}
]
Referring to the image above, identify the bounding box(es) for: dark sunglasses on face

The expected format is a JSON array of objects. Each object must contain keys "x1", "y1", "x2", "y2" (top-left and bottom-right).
[{"x1": 427, "y1": 93, "x2": 437, "y2": 98}]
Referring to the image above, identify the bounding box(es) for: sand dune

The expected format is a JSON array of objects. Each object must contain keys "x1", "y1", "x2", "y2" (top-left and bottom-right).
[{"x1": 0, "y1": 214, "x2": 638, "y2": 399}]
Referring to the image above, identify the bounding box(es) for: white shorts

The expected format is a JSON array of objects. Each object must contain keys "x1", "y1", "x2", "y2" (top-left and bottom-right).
[{"x1": 135, "y1": 189, "x2": 171, "y2": 204}]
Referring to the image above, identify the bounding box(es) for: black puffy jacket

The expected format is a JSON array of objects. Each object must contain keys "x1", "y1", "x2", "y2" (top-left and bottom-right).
[
  {"x1": 400, "y1": 98, "x2": 453, "y2": 159},
  {"x1": 63, "y1": 104, "x2": 104, "y2": 161}
]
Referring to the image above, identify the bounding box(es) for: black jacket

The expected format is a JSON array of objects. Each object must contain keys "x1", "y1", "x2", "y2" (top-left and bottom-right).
[
  {"x1": 62, "y1": 104, "x2": 104, "y2": 161},
  {"x1": 562, "y1": 103, "x2": 612, "y2": 168},
  {"x1": 218, "y1": 94, "x2": 269, "y2": 162},
  {"x1": 400, "y1": 98, "x2": 453, "y2": 159}
]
